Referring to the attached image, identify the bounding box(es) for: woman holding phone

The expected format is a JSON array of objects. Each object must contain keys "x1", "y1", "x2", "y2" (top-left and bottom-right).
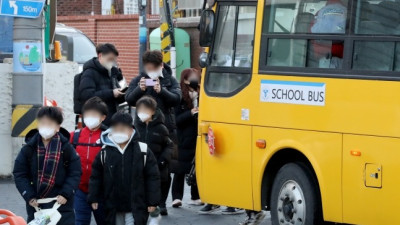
[{"x1": 171, "y1": 68, "x2": 202, "y2": 208}]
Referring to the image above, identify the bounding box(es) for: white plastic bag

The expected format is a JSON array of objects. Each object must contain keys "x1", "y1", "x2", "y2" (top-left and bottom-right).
[{"x1": 28, "y1": 198, "x2": 61, "y2": 225}]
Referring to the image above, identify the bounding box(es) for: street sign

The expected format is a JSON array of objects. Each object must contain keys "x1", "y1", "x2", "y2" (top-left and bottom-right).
[{"x1": 0, "y1": 0, "x2": 44, "y2": 18}]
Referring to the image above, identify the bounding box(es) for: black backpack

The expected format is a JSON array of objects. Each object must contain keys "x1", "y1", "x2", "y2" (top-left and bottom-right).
[{"x1": 73, "y1": 72, "x2": 83, "y2": 114}]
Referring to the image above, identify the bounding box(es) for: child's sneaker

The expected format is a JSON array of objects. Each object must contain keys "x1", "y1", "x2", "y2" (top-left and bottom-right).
[
  {"x1": 159, "y1": 207, "x2": 168, "y2": 216},
  {"x1": 188, "y1": 199, "x2": 204, "y2": 206},
  {"x1": 239, "y1": 211, "x2": 266, "y2": 225},
  {"x1": 172, "y1": 199, "x2": 182, "y2": 208},
  {"x1": 148, "y1": 215, "x2": 161, "y2": 225},
  {"x1": 221, "y1": 207, "x2": 245, "y2": 215},
  {"x1": 198, "y1": 204, "x2": 220, "y2": 214}
]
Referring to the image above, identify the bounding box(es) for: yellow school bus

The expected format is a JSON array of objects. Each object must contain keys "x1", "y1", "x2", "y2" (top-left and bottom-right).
[{"x1": 195, "y1": 0, "x2": 400, "y2": 224}]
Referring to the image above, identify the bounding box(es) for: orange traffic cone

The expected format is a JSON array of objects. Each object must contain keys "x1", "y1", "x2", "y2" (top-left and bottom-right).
[{"x1": 0, "y1": 209, "x2": 27, "y2": 225}]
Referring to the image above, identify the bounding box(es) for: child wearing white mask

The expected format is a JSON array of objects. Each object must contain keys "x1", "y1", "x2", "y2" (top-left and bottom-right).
[
  {"x1": 88, "y1": 111, "x2": 160, "y2": 225},
  {"x1": 13, "y1": 106, "x2": 81, "y2": 225},
  {"x1": 134, "y1": 96, "x2": 174, "y2": 224},
  {"x1": 69, "y1": 96, "x2": 108, "y2": 225}
]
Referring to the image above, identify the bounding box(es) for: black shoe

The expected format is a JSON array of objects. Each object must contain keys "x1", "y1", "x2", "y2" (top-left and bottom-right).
[
  {"x1": 199, "y1": 204, "x2": 220, "y2": 214},
  {"x1": 160, "y1": 207, "x2": 168, "y2": 216},
  {"x1": 221, "y1": 207, "x2": 245, "y2": 215}
]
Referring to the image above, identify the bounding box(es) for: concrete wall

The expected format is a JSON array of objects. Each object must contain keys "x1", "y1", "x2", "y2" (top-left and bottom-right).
[
  {"x1": 0, "y1": 63, "x2": 13, "y2": 177},
  {"x1": 0, "y1": 62, "x2": 78, "y2": 176},
  {"x1": 44, "y1": 62, "x2": 78, "y2": 132}
]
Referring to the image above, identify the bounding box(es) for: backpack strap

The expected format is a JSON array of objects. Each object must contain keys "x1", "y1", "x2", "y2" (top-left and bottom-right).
[
  {"x1": 72, "y1": 129, "x2": 81, "y2": 149},
  {"x1": 100, "y1": 148, "x2": 106, "y2": 166},
  {"x1": 72, "y1": 129, "x2": 103, "y2": 148},
  {"x1": 138, "y1": 142, "x2": 147, "y2": 166}
]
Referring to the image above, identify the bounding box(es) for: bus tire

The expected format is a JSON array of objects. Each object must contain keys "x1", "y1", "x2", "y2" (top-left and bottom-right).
[{"x1": 270, "y1": 162, "x2": 322, "y2": 225}]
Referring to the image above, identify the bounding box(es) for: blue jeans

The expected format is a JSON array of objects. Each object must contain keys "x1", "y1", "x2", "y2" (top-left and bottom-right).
[{"x1": 74, "y1": 189, "x2": 105, "y2": 225}]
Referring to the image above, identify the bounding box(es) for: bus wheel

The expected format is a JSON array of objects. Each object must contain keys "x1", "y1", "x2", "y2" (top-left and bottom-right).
[{"x1": 270, "y1": 163, "x2": 322, "y2": 225}]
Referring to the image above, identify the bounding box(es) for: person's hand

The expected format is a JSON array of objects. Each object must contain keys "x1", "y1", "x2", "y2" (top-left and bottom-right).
[
  {"x1": 148, "y1": 206, "x2": 156, "y2": 213},
  {"x1": 139, "y1": 77, "x2": 146, "y2": 91},
  {"x1": 57, "y1": 195, "x2": 67, "y2": 205},
  {"x1": 29, "y1": 198, "x2": 39, "y2": 208},
  {"x1": 154, "y1": 79, "x2": 161, "y2": 94},
  {"x1": 113, "y1": 88, "x2": 124, "y2": 98},
  {"x1": 191, "y1": 107, "x2": 199, "y2": 115},
  {"x1": 92, "y1": 203, "x2": 98, "y2": 210}
]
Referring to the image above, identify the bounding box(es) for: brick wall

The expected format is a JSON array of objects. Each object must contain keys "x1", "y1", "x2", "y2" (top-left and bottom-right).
[
  {"x1": 57, "y1": 0, "x2": 102, "y2": 16},
  {"x1": 57, "y1": 0, "x2": 124, "y2": 16},
  {"x1": 58, "y1": 15, "x2": 140, "y2": 82}
]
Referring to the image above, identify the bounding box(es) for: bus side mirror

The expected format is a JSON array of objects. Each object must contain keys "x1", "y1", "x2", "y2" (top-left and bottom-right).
[
  {"x1": 199, "y1": 9, "x2": 215, "y2": 47},
  {"x1": 199, "y1": 52, "x2": 210, "y2": 68}
]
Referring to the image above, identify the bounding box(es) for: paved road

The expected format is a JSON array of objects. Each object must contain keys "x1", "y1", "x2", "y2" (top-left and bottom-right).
[{"x1": 0, "y1": 179, "x2": 272, "y2": 225}]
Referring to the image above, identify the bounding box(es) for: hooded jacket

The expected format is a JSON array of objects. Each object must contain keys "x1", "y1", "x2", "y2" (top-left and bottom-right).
[
  {"x1": 69, "y1": 126, "x2": 104, "y2": 193},
  {"x1": 125, "y1": 63, "x2": 182, "y2": 132},
  {"x1": 13, "y1": 128, "x2": 81, "y2": 224},
  {"x1": 88, "y1": 129, "x2": 160, "y2": 225},
  {"x1": 134, "y1": 109, "x2": 173, "y2": 165},
  {"x1": 79, "y1": 57, "x2": 125, "y2": 125}
]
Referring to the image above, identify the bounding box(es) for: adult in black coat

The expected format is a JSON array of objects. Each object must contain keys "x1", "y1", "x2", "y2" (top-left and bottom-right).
[
  {"x1": 79, "y1": 44, "x2": 125, "y2": 126},
  {"x1": 13, "y1": 107, "x2": 81, "y2": 225},
  {"x1": 134, "y1": 96, "x2": 174, "y2": 210},
  {"x1": 171, "y1": 69, "x2": 201, "y2": 205},
  {"x1": 125, "y1": 50, "x2": 181, "y2": 135},
  {"x1": 88, "y1": 112, "x2": 160, "y2": 225}
]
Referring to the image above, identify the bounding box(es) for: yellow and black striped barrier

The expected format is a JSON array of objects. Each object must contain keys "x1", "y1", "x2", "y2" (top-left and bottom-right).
[
  {"x1": 160, "y1": 22, "x2": 171, "y2": 64},
  {"x1": 12, "y1": 105, "x2": 39, "y2": 137}
]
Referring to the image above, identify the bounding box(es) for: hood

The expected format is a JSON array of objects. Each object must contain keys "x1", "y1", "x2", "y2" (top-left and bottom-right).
[
  {"x1": 100, "y1": 128, "x2": 138, "y2": 148},
  {"x1": 135, "y1": 108, "x2": 165, "y2": 128},
  {"x1": 82, "y1": 57, "x2": 109, "y2": 75},
  {"x1": 25, "y1": 127, "x2": 71, "y2": 146},
  {"x1": 162, "y1": 63, "x2": 172, "y2": 78}
]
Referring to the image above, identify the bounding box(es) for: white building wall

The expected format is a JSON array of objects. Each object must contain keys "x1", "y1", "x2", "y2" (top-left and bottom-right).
[{"x1": 0, "y1": 62, "x2": 78, "y2": 176}]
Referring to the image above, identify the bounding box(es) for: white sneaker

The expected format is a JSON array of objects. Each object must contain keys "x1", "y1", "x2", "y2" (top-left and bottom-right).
[
  {"x1": 188, "y1": 199, "x2": 204, "y2": 206},
  {"x1": 172, "y1": 199, "x2": 182, "y2": 208},
  {"x1": 148, "y1": 215, "x2": 161, "y2": 225}
]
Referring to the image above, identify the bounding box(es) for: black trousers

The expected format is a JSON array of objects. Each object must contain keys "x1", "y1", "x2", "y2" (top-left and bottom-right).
[
  {"x1": 160, "y1": 173, "x2": 171, "y2": 207},
  {"x1": 171, "y1": 173, "x2": 200, "y2": 200}
]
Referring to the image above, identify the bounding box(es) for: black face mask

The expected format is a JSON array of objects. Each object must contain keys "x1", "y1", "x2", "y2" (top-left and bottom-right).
[{"x1": 189, "y1": 80, "x2": 199, "y2": 89}]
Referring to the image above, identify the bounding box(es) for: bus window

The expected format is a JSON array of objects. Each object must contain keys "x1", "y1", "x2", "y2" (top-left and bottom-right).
[
  {"x1": 352, "y1": 41, "x2": 395, "y2": 71},
  {"x1": 211, "y1": 5, "x2": 237, "y2": 67},
  {"x1": 262, "y1": 0, "x2": 347, "y2": 70},
  {"x1": 234, "y1": 7, "x2": 256, "y2": 68},
  {"x1": 354, "y1": 0, "x2": 400, "y2": 35},
  {"x1": 264, "y1": 0, "x2": 348, "y2": 34},
  {"x1": 206, "y1": 72, "x2": 250, "y2": 94},
  {"x1": 205, "y1": 4, "x2": 256, "y2": 96}
]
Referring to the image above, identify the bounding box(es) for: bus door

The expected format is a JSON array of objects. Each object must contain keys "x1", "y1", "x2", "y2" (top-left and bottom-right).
[{"x1": 197, "y1": 2, "x2": 257, "y2": 209}]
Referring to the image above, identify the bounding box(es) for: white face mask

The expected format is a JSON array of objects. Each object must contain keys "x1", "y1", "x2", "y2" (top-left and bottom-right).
[
  {"x1": 103, "y1": 61, "x2": 113, "y2": 71},
  {"x1": 84, "y1": 117, "x2": 101, "y2": 130},
  {"x1": 39, "y1": 127, "x2": 56, "y2": 140},
  {"x1": 147, "y1": 68, "x2": 163, "y2": 80},
  {"x1": 112, "y1": 132, "x2": 129, "y2": 144},
  {"x1": 137, "y1": 112, "x2": 151, "y2": 122}
]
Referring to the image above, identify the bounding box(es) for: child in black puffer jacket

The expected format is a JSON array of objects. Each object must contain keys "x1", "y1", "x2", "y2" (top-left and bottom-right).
[{"x1": 134, "y1": 96, "x2": 174, "y2": 217}]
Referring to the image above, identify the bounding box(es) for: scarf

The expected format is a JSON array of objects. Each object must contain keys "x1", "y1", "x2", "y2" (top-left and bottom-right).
[{"x1": 37, "y1": 133, "x2": 62, "y2": 198}]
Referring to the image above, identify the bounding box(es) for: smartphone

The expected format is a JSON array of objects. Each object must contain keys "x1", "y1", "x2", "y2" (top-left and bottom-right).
[
  {"x1": 120, "y1": 86, "x2": 128, "y2": 93},
  {"x1": 145, "y1": 79, "x2": 157, "y2": 86}
]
